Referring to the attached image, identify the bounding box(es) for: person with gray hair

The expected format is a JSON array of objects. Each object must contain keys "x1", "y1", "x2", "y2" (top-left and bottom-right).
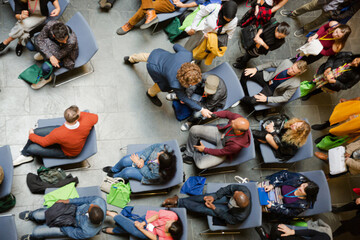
[{"x1": 13, "y1": 105, "x2": 98, "y2": 167}]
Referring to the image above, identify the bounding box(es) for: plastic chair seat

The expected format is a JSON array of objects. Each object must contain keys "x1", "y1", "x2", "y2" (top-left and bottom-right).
[
  {"x1": 0, "y1": 145, "x2": 13, "y2": 198},
  {"x1": 0, "y1": 214, "x2": 17, "y2": 240}
]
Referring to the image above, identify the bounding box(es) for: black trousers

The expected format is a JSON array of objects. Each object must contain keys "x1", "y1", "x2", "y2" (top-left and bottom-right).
[
  {"x1": 240, "y1": 71, "x2": 273, "y2": 106},
  {"x1": 107, "y1": 0, "x2": 116, "y2": 6},
  {"x1": 333, "y1": 200, "x2": 360, "y2": 236}
]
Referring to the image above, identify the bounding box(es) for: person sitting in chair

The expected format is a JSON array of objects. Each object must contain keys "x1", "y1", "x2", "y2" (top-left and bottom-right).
[
  {"x1": 19, "y1": 196, "x2": 106, "y2": 240},
  {"x1": 162, "y1": 184, "x2": 251, "y2": 225},
  {"x1": 13, "y1": 105, "x2": 98, "y2": 167},
  {"x1": 240, "y1": 59, "x2": 307, "y2": 109}
]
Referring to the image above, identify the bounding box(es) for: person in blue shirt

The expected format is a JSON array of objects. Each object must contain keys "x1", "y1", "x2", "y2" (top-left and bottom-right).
[
  {"x1": 103, "y1": 143, "x2": 177, "y2": 184},
  {"x1": 19, "y1": 196, "x2": 106, "y2": 240}
]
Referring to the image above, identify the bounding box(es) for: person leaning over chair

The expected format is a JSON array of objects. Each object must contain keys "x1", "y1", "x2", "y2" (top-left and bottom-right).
[
  {"x1": 0, "y1": 0, "x2": 60, "y2": 57},
  {"x1": 162, "y1": 184, "x2": 251, "y2": 225},
  {"x1": 124, "y1": 44, "x2": 213, "y2": 119},
  {"x1": 19, "y1": 196, "x2": 106, "y2": 240},
  {"x1": 240, "y1": 59, "x2": 307, "y2": 109},
  {"x1": 182, "y1": 110, "x2": 251, "y2": 169},
  {"x1": 26, "y1": 20, "x2": 79, "y2": 89},
  {"x1": 13, "y1": 105, "x2": 98, "y2": 167}
]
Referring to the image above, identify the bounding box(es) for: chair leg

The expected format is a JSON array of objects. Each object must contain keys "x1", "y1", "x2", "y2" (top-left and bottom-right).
[
  {"x1": 198, "y1": 168, "x2": 237, "y2": 176},
  {"x1": 252, "y1": 162, "x2": 289, "y2": 171},
  {"x1": 52, "y1": 74, "x2": 57, "y2": 87},
  {"x1": 200, "y1": 229, "x2": 241, "y2": 235},
  {"x1": 53, "y1": 61, "x2": 95, "y2": 87},
  {"x1": 151, "y1": 22, "x2": 159, "y2": 35},
  {"x1": 63, "y1": 159, "x2": 91, "y2": 172}
]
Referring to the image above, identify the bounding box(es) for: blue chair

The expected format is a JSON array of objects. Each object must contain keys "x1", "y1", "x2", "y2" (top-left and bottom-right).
[
  {"x1": 37, "y1": 115, "x2": 97, "y2": 169},
  {"x1": 8, "y1": 0, "x2": 69, "y2": 21},
  {"x1": 298, "y1": 170, "x2": 332, "y2": 216},
  {"x1": 201, "y1": 182, "x2": 262, "y2": 235},
  {"x1": 51, "y1": 12, "x2": 98, "y2": 87},
  {"x1": 126, "y1": 140, "x2": 183, "y2": 195},
  {"x1": 200, "y1": 129, "x2": 255, "y2": 175},
  {"x1": 203, "y1": 62, "x2": 245, "y2": 110},
  {"x1": 0, "y1": 214, "x2": 17, "y2": 240},
  {"x1": 0, "y1": 145, "x2": 13, "y2": 199},
  {"x1": 129, "y1": 206, "x2": 187, "y2": 240},
  {"x1": 255, "y1": 118, "x2": 313, "y2": 169}
]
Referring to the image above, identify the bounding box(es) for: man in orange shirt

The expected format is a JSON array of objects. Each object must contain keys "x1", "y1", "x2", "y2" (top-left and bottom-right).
[{"x1": 13, "y1": 105, "x2": 98, "y2": 167}]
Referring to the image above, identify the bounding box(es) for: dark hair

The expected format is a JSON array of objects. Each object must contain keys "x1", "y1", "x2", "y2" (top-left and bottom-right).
[
  {"x1": 51, "y1": 22, "x2": 69, "y2": 40},
  {"x1": 89, "y1": 206, "x2": 104, "y2": 225},
  {"x1": 304, "y1": 181, "x2": 319, "y2": 206},
  {"x1": 276, "y1": 22, "x2": 291, "y2": 36},
  {"x1": 168, "y1": 218, "x2": 183, "y2": 240},
  {"x1": 158, "y1": 145, "x2": 176, "y2": 183},
  {"x1": 333, "y1": 24, "x2": 351, "y2": 47}
]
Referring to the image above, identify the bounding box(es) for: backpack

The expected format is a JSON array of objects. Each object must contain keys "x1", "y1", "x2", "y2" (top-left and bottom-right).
[{"x1": 0, "y1": 193, "x2": 16, "y2": 213}]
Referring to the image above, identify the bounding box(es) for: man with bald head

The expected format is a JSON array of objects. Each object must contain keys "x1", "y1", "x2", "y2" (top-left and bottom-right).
[
  {"x1": 182, "y1": 110, "x2": 251, "y2": 169},
  {"x1": 162, "y1": 184, "x2": 251, "y2": 225}
]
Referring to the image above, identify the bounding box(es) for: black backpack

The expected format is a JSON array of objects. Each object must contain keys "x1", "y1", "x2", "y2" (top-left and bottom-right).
[{"x1": 0, "y1": 193, "x2": 16, "y2": 213}]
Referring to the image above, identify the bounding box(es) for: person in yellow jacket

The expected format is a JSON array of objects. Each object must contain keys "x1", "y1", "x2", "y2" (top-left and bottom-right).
[{"x1": 192, "y1": 32, "x2": 227, "y2": 65}]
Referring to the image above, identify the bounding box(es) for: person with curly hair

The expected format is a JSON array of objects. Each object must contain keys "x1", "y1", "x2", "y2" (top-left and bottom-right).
[
  {"x1": 253, "y1": 117, "x2": 311, "y2": 161},
  {"x1": 124, "y1": 44, "x2": 213, "y2": 119}
]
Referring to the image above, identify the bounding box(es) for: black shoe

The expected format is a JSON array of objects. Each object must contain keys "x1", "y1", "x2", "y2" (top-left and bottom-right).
[
  {"x1": 107, "y1": 172, "x2": 115, "y2": 177},
  {"x1": 102, "y1": 166, "x2": 113, "y2": 173},
  {"x1": 21, "y1": 235, "x2": 34, "y2": 240},
  {"x1": 0, "y1": 42, "x2": 9, "y2": 52},
  {"x1": 146, "y1": 91, "x2": 162, "y2": 107},
  {"x1": 311, "y1": 121, "x2": 330, "y2": 130},
  {"x1": 233, "y1": 62, "x2": 246, "y2": 69},
  {"x1": 236, "y1": 56, "x2": 244, "y2": 63},
  {"x1": 19, "y1": 211, "x2": 31, "y2": 221},
  {"x1": 16, "y1": 43, "x2": 23, "y2": 56},
  {"x1": 180, "y1": 144, "x2": 186, "y2": 152},
  {"x1": 301, "y1": 94, "x2": 312, "y2": 101},
  {"x1": 255, "y1": 226, "x2": 268, "y2": 240},
  {"x1": 124, "y1": 56, "x2": 138, "y2": 65},
  {"x1": 182, "y1": 155, "x2": 194, "y2": 165}
]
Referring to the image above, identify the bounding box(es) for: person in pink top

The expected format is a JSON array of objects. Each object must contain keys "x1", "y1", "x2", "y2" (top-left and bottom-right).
[
  {"x1": 300, "y1": 21, "x2": 351, "y2": 65},
  {"x1": 103, "y1": 209, "x2": 183, "y2": 240}
]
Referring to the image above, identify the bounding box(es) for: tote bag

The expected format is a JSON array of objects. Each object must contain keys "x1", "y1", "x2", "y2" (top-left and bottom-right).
[
  {"x1": 316, "y1": 135, "x2": 350, "y2": 151},
  {"x1": 107, "y1": 182, "x2": 131, "y2": 208}
]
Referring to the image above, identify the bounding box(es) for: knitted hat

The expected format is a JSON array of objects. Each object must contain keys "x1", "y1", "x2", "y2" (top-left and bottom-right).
[{"x1": 204, "y1": 75, "x2": 220, "y2": 95}]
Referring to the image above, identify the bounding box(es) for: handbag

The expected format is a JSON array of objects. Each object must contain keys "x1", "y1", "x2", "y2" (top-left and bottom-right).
[
  {"x1": 300, "y1": 80, "x2": 316, "y2": 97},
  {"x1": 241, "y1": 24, "x2": 257, "y2": 50},
  {"x1": 107, "y1": 181, "x2": 131, "y2": 208},
  {"x1": 18, "y1": 62, "x2": 53, "y2": 84},
  {"x1": 180, "y1": 176, "x2": 206, "y2": 195},
  {"x1": 296, "y1": 39, "x2": 323, "y2": 57},
  {"x1": 100, "y1": 176, "x2": 125, "y2": 193},
  {"x1": 316, "y1": 135, "x2": 350, "y2": 151}
]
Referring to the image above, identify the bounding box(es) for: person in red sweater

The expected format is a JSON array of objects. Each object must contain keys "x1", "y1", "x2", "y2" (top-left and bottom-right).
[
  {"x1": 182, "y1": 110, "x2": 251, "y2": 169},
  {"x1": 13, "y1": 105, "x2": 98, "y2": 167}
]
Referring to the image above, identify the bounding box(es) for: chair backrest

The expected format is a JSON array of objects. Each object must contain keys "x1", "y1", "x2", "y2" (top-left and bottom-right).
[
  {"x1": 47, "y1": 0, "x2": 69, "y2": 21},
  {"x1": 65, "y1": 12, "x2": 98, "y2": 68},
  {"x1": 203, "y1": 62, "x2": 244, "y2": 109},
  {"x1": 0, "y1": 214, "x2": 17, "y2": 240},
  {"x1": 45, "y1": 186, "x2": 103, "y2": 198},
  {"x1": 0, "y1": 146, "x2": 13, "y2": 198}
]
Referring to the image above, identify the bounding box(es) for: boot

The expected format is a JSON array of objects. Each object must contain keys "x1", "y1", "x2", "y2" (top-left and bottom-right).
[
  {"x1": 116, "y1": 22, "x2": 134, "y2": 35},
  {"x1": 311, "y1": 121, "x2": 330, "y2": 130},
  {"x1": 140, "y1": 9, "x2": 158, "y2": 29},
  {"x1": 162, "y1": 195, "x2": 178, "y2": 207},
  {"x1": 315, "y1": 152, "x2": 329, "y2": 162}
]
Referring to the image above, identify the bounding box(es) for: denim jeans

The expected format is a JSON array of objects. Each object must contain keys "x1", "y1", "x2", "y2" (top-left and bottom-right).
[
  {"x1": 21, "y1": 126, "x2": 68, "y2": 158},
  {"x1": 111, "y1": 151, "x2": 144, "y2": 181},
  {"x1": 112, "y1": 214, "x2": 147, "y2": 239},
  {"x1": 177, "y1": 194, "x2": 229, "y2": 217},
  {"x1": 29, "y1": 208, "x2": 67, "y2": 239}
]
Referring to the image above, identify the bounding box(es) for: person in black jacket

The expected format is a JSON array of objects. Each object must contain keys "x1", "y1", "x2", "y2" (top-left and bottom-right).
[
  {"x1": 302, "y1": 52, "x2": 360, "y2": 100},
  {"x1": 0, "y1": 0, "x2": 60, "y2": 56},
  {"x1": 268, "y1": 224, "x2": 331, "y2": 240},
  {"x1": 233, "y1": 20, "x2": 290, "y2": 69}
]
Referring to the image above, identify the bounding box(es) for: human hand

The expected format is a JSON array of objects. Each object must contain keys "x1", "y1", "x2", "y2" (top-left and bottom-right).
[
  {"x1": 173, "y1": 0, "x2": 185, "y2": 7},
  {"x1": 201, "y1": 108, "x2": 213, "y2": 118},
  {"x1": 187, "y1": 29, "x2": 195, "y2": 36},
  {"x1": 266, "y1": 200, "x2": 272, "y2": 209},
  {"x1": 56, "y1": 199, "x2": 69, "y2": 204},
  {"x1": 204, "y1": 195, "x2": 214, "y2": 203},
  {"x1": 264, "y1": 184, "x2": 274, "y2": 192},
  {"x1": 324, "y1": 68, "x2": 331, "y2": 76},
  {"x1": 29, "y1": 128, "x2": 34, "y2": 135},
  {"x1": 137, "y1": 159, "x2": 145, "y2": 168},
  {"x1": 308, "y1": 34, "x2": 318, "y2": 42},
  {"x1": 254, "y1": 5, "x2": 259, "y2": 16},
  {"x1": 345, "y1": 152, "x2": 351, "y2": 158},
  {"x1": 205, "y1": 201, "x2": 216, "y2": 210},
  {"x1": 278, "y1": 224, "x2": 295, "y2": 236},
  {"x1": 130, "y1": 153, "x2": 140, "y2": 163},
  {"x1": 265, "y1": 122, "x2": 275, "y2": 133},
  {"x1": 50, "y1": 56, "x2": 60, "y2": 68},
  {"x1": 134, "y1": 221, "x2": 145, "y2": 230},
  {"x1": 204, "y1": 32, "x2": 208, "y2": 39},
  {"x1": 356, "y1": 198, "x2": 360, "y2": 205},
  {"x1": 50, "y1": 8, "x2": 60, "y2": 17},
  {"x1": 339, "y1": 98, "x2": 347, "y2": 103},
  {"x1": 180, "y1": 100, "x2": 185, "y2": 104},
  {"x1": 21, "y1": 10, "x2": 29, "y2": 19},
  {"x1": 194, "y1": 141, "x2": 205, "y2": 152},
  {"x1": 326, "y1": 72, "x2": 336, "y2": 83},
  {"x1": 244, "y1": 68, "x2": 257, "y2": 77},
  {"x1": 254, "y1": 93, "x2": 267, "y2": 102}
]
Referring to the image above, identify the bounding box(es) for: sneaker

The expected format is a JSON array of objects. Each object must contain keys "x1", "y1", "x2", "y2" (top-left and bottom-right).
[
  {"x1": 294, "y1": 28, "x2": 305, "y2": 37},
  {"x1": 146, "y1": 91, "x2": 162, "y2": 107},
  {"x1": 16, "y1": 43, "x2": 23, "y2": 56},
  {"x1": 13, "y1": 155, "x2": 33, "y2": 167},
  {"x1": 21, "y1": 235, "x2": 33, "y2": 240},
  {"x1": 311, "y1": 121, "x2": 330, "y2": 130},
  {"x1": 104, "y1": 2, "x2": 112, "y2": 9},
  {"x1": 116, "y1": 22, "x2": 134, "y2": 35},
  {"x1": 182, "y1": 155, "x2": 194, "y2": 165},
  {"x1": 0, "y1": 42, "x2": 9, "y2": 52},
  {"x1": 19, "y1": 211, "x2": 31, "y2": 221},
  {"x1": 179, "y1": 144, "x2": 186, "y2": 152},
  {"x1": 233, "y1": 62, "x2": 246, "y2": 69},
  {"x1": 180, "y1": 122, "x2": 191, "y2": 131},
  {"x1": 33, "y1": 52, "x2": 44, "y2": 61},
  {"x1": 280, "y1": 9, "x2": 295, "y2": 18},
  {"x1": 102, "y1": 166, "x2": 113, "y2": 173},
  {"x1": 31, "y1": 75, "x2": 52, "y2": 90},
  {"x1": 166, "y1": 93, "x2": 178, "y2": 101},
  {"x1": 231, "y1": 101, "x2": 240, "y2": 108},
  {"x1": 140, "y1": 10, "x2": 159, "y2": 29},
  {"x1": 235, "y1": 56, "x2": 244, "y2": 63}
]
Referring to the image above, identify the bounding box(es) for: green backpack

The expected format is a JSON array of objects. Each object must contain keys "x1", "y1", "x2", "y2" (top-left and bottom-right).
[
  {"x1": 0, "y1": 193, "x2": 16, "y2": 213},
  {"x1": 107, "y1": 181, "x2": 131, "y2": 208},
  {"x1": 18, "y1": 62, "x2": 53, "y2": 84}
]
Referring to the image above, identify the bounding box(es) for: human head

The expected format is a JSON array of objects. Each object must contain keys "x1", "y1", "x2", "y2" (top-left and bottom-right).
[
  {"x1": 64, "y1": 105, "x2": 80, "y2": 124},
  {"x1": 299, "y1": 181, "x2": 319, "y2": 206},
  {"x1": 166, "y1": 218, "x2": 183, "y2": 240},
  {"x1": 332, "y1": 24, "x2": 351, "y2": 43},
  {"x1": 287, "y1": 60, "x2": 307, "y2": 76},
  {"x1": 234, "y1": 191, "x2": 250, "y2": 208},
  {"x1": 282, "y1": 118, "x2": 311, "y2": 147},
  {"x1": 275, "y1": 22, "x2": 290, "y2": 39},
  {"x1": 158, "y1": 144, "x2": 177, "y2": 182},
  {"x1": 51, "y1": 22, "x2": 69, "y2": 43},
  {"x1": 231, "y1": 117, "x2": 250, "y2": 135},
  {"x1": 221, "y1": 1, "x2": 238, "y2": 22},
  {"x1": 204, "y1": 75, "x2": 220, "y2": 95},
  {"x1": 176, "y1": 62, "x2": 202, "y2": 88},
  {"x1": 351, "y1": 57, "x2": 360, "y2": 68},
  {"x1": 88, "y1": 205, "x2": 104, "y2": 225}
]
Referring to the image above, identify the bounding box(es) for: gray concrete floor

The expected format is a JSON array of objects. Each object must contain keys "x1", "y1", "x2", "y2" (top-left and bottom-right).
[{"x1": 0, "y1": 0, "x2": 360, "y2": 239}]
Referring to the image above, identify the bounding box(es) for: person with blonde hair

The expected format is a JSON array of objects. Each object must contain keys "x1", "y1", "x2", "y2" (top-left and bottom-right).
[
  {"x1": 253, "y1": 117, "x2": 311, "y2": 161},
  {"x1": 0, "y1": 0, "x2": 60, "y2": 56},
  {"x1": 124, "y1": 44, "x2": 213, "y2": 119}
]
